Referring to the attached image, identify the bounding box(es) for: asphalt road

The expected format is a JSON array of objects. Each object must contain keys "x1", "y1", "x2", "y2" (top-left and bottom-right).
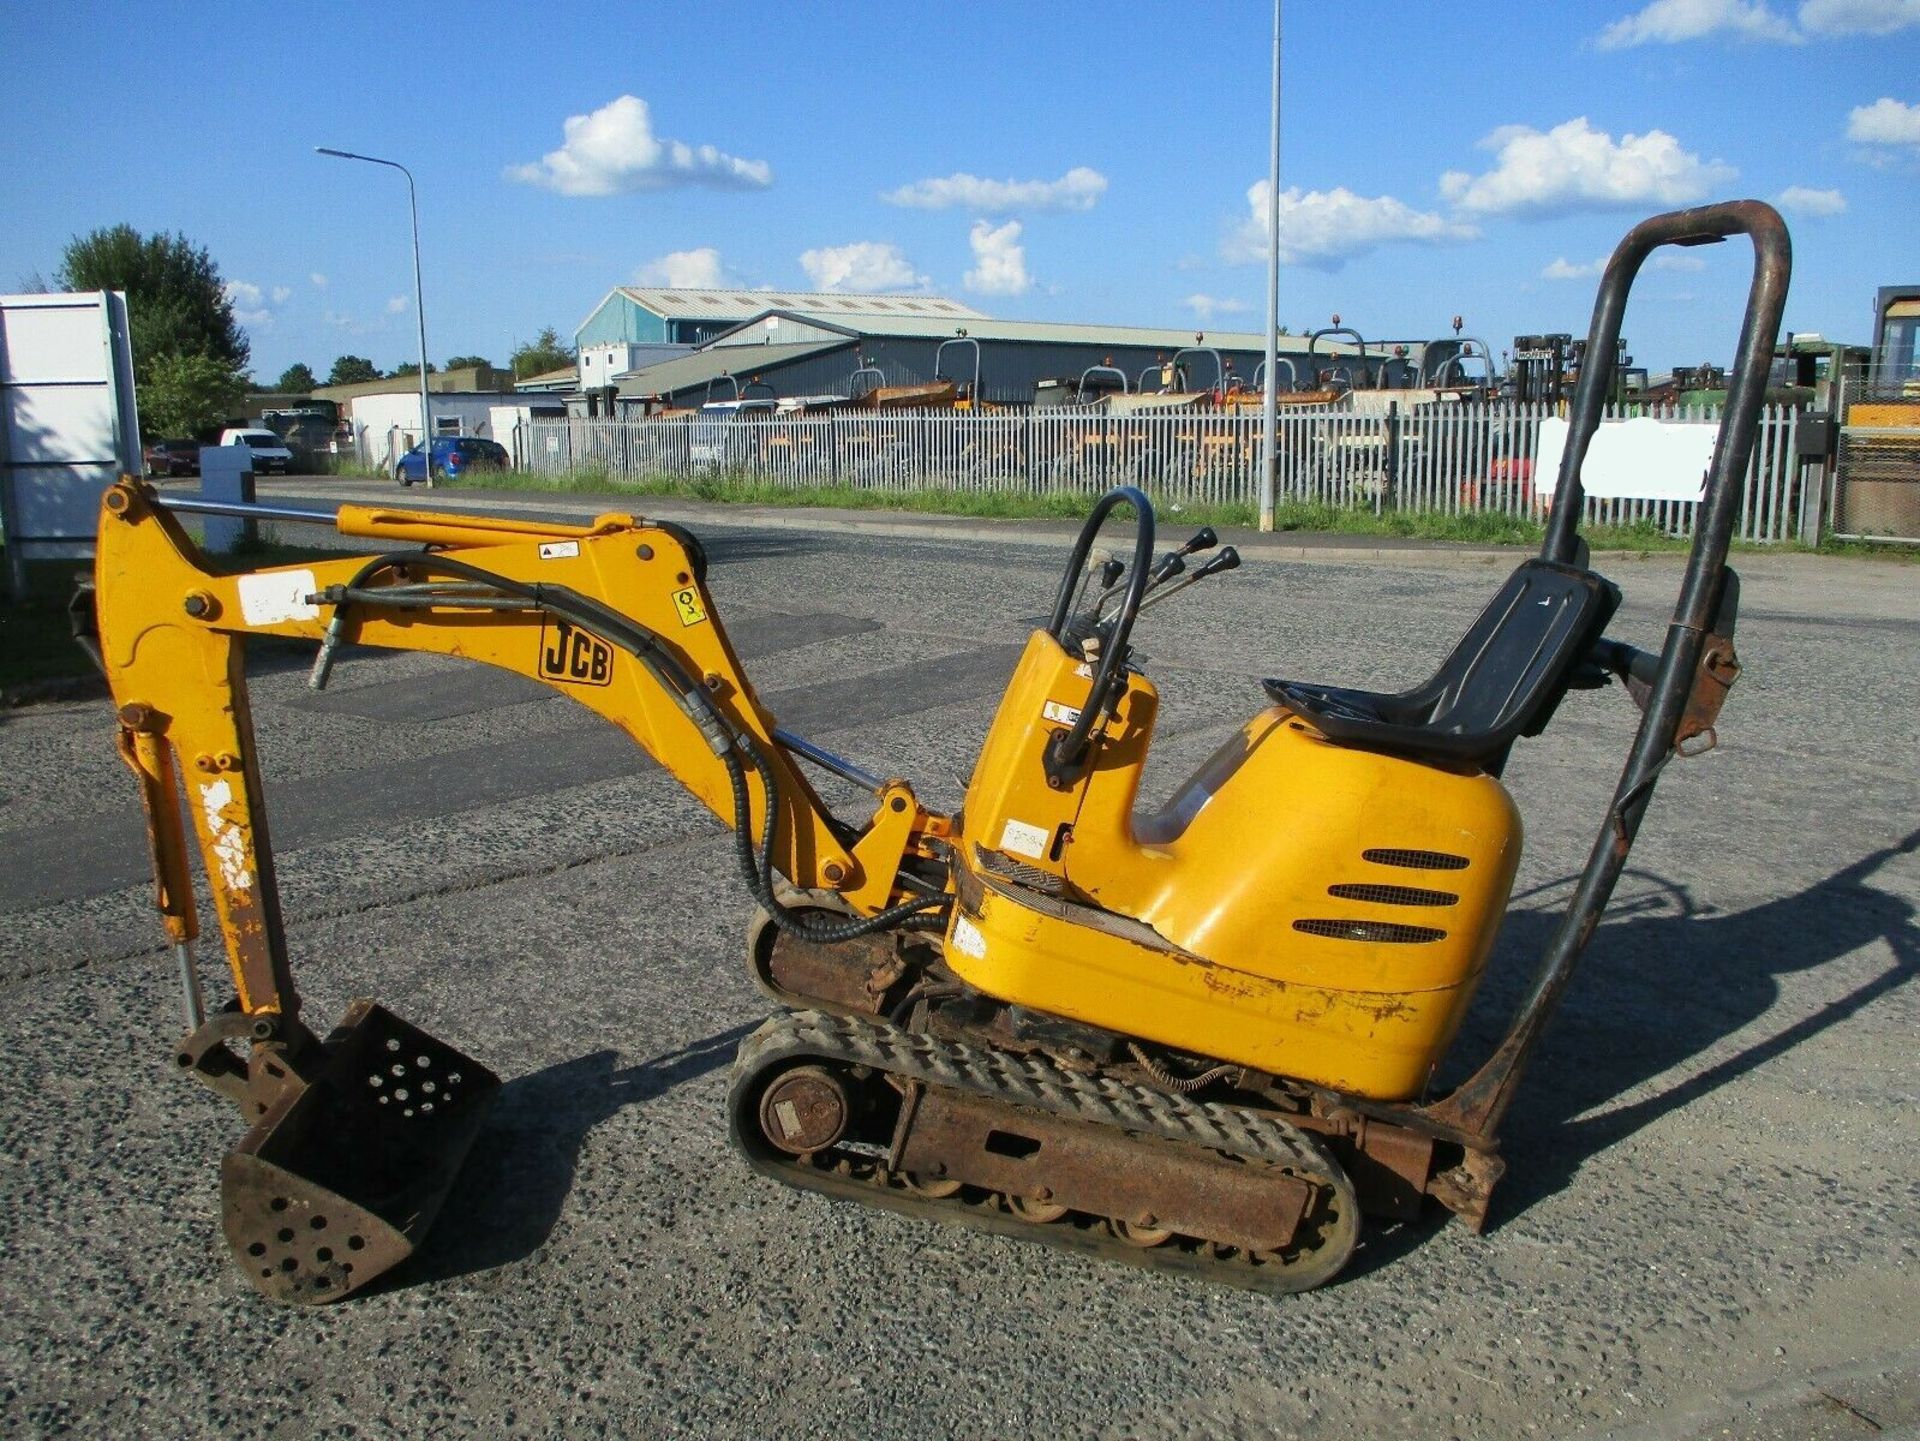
[{"x1": 2, "y1": 484, "x2": 1916, "y2": 1439}]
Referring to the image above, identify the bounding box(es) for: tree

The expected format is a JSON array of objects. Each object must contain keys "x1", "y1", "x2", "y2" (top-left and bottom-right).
[
  {"x1": 391, "y1": 360, "x2": 438, "y2": 377},
  {"x1": 275, "y1": 362, "x2": 318, "y2": 393},
  {"x1": 510, "y1": 326, "x2": 574, "y2": 379},
  {"x1": 444, "y1": 355, "x2": 492, "y2": 371},
  {"x1": 56, "y1": 225, "x2": 250, "y2": 379},
  {"x1": 327, "y1": 355, "x2": 381, "y2": 385},
  {"x1": 140, "y1": 352, "x2": 246, "y2": 438}
]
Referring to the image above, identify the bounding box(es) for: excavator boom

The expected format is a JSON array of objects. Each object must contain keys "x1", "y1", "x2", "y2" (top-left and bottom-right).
[{"x1": 91, "y1": 482, "x2": 942, "y2": 1300}]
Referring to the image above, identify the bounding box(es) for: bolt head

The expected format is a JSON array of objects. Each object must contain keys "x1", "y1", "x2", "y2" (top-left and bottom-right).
[{"x1": 822, "y1": 862, "x2": 847, "y2": 885}]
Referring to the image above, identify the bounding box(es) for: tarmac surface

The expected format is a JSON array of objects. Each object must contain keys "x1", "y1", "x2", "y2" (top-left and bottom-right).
[{"x1": 1, "y1": 479, "x2": 1916, "y2": 1439}]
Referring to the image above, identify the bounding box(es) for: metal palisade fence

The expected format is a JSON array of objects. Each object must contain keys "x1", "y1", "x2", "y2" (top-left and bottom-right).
[{"x1": 521, "y1": 402, "x2": 1808, "y2": 543}]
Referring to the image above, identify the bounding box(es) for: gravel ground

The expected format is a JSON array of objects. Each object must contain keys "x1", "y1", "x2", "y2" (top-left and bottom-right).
[{"x1": 1, "y1": 486, "x2": 1915, "y2": 1439}]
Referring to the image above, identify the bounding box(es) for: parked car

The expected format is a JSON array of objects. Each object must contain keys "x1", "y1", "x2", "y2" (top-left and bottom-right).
[
  {"x1": 393, "y1": 436, "x2": 511, "y2": 485},
  {"x1": 143, "y1": 438, "x2": 202, "y2": 478},
  {"x1": 218, "y1": 427, "x2": 295, "y2": 475}
]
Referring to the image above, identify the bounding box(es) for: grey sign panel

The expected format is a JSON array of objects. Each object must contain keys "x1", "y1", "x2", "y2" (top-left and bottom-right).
[{"x1": 0, "y1": 290, "x2": 141, "y2": 595}]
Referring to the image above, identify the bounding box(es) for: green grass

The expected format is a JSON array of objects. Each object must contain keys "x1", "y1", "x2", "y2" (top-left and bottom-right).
[
  {"x1": 452, "y1": 466, "x2": 1919, "y2": 560},
  {"x1": 452, "y1": 468, "x2": 1557, "y2": 543}
]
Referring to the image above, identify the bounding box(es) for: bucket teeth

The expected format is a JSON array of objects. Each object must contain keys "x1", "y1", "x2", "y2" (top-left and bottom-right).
[{"x1": 219, "y1": 1000, "x2": 500, "y2": 1304}]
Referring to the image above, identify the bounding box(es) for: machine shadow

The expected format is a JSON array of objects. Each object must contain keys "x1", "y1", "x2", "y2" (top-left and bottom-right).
[
  {"x1": 1454, "y1": 827, "x2": 1920, "y2": 1227},
  {"x1": 402, "y1": 1020, "x2": 759, "y2": 1287}
]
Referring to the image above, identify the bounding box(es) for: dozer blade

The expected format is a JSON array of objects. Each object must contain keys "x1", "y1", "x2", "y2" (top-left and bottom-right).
[{"x1": 220, "y1": 1000, "x2": 499, "y2": 1304}]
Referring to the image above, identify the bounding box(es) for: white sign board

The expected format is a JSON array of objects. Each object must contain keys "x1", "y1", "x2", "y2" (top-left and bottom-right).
[
  {"x1": 1, "y1": 290, "x2": 141, "y2": 594},
  {"x1": 1534, "y1": 415, "x2": 1719, "y2": 503}
]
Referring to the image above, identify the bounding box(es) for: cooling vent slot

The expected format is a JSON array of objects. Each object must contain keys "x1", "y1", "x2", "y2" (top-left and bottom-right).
[
  {"x1": 1294, "y1": 918, "x2": 1448, "y2": 945},
  {"x1": 1327, "y1": 883, "x2": 1458, "y2": 907},
  {"x1": 1361, "y1": 847, "x2": 1470, "y2": 871}
]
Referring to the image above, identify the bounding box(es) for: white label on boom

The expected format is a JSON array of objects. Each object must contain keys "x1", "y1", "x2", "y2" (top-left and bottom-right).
[{"x1": 236, "y1": 570, "x2": 319, "y2": 626}]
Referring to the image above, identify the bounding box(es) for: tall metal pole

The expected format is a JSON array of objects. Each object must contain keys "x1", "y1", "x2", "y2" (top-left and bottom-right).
[
  {"x1": 1258, "y1": 0, "x2": 1283, "y2": 532},
  {"x1": 315, "y1": 147, "x2": 434, "y2": 487}
]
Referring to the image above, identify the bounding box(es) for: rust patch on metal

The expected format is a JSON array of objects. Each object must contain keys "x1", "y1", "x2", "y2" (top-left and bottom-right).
[
  {"x1": 757, "y1": 1065, "x2": 851, "y2": 1155},
  {"x1": 765, "y1": 932, "x2": 891, "y2": 1015},
  {"x1": 1425, "y1": 1146, "x2": 1506, "y2": 1232},
  {"x1": 895, "y1": 1085, "x2": 1313, "y2": 1253}
]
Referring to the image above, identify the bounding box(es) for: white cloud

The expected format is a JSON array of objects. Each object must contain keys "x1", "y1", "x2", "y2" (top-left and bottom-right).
[
  {"x1": 1439, "y1": 118, "x2": 1736, "y2": 217},
  {"x1": 386, "y1": 295, "x2": 409, "y2": 314},
  {"x1": 1223, "y1": 182, "x2": 1476, "y2": 268},
  {"x1": 310, "y1": 272, "x2": 328, "y2": 288},
  {"x1": 1798, "y1": 0, "x2": 1920, "y2": 33},
  {"x1": 271, "y1": 285, "x2": 292, "y2": 304},
  {"x1": 1596, "y1": 0, "x2": 1799, "y2": 47},
  {"x1": 1775, "y1": 184, "x2": 1848, "y2": 214},
  {"x1": 634, "y1": 247, "x2": 735, "y2": 288},
  {"x1": 797, "y1": 241, "x2": 926, "y2": 293},
  {"x1": 1185, "y1": 294, "x2": 1249, "y2": 321},
  {"x1": 1542, "y1": 256, "x2": 1606, "y2": 280},
  {"x1": 223, "y1": 279, "x2": 273, "y2": 326},
  {"x1": 1595, "y1": 0, "x2": 1919, "y2": 42},
  {"x1": 964, "y1": 220, "x2": 1030, "y2": 296},
  {"x1": 884, "y1": 166, "x2": 1108, "y2": 213},
  {"x1": 507, "y1": 95, "x2": 772, "y2": 197},
  {"x1": 1847, "y1": 96, "x2": 1920, "y2": 146}
]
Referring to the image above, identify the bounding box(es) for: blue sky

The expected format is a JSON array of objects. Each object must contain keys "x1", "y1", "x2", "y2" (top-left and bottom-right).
[{"x1": 5, "y1": 0, "x2": 1916, "y2": 380}]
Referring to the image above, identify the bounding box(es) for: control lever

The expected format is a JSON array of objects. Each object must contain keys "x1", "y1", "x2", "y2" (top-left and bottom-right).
[
  {"x1": 1177, "y1": 526, "x2": 1218, "y2": 556},
  {"x1": 1070, "y1": 547, "x2": 1116, "y2": 619},
  {"x1": 1102, "y1": 551, "x2": 1186, "y2": 621},
  {"x1": 1138, "y1": 546, "x2": 1241, "y2": 611}
]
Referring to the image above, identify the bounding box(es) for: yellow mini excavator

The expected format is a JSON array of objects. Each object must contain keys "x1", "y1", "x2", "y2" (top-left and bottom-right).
[{"x1": 86, "y1": 203, "x2": 1785, "y2": 1303}]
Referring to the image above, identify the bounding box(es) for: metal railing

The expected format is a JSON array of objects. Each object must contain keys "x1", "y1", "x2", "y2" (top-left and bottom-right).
[{"x1": 522, "y1": 402, "x2": 1811, "y2": 542}]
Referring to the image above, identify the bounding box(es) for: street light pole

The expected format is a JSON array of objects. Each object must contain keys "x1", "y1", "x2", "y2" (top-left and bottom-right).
[
  {"x1": 1259, "y1": 0, "x2": 1283, "y2": 532},
  {"x1": 315, "y1": 146, "x2": 435, "y2": 486}
]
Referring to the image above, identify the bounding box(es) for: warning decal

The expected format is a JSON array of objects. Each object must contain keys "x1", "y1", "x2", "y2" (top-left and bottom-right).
[{"x1": 672, "y1": 587, "x2": 708, "y2": 627}]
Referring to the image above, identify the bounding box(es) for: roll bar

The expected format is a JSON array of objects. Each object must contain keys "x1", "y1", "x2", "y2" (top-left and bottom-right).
[
  {"x1": 1307, "y1": 326, "x2": 1370, "y2": 387},
  {"x1": 1426, "y1": 199, "x2": 1791, "y2": 1145},
  {"x1": 934, "y1": 337, "x2": 981, "y2": 402}
]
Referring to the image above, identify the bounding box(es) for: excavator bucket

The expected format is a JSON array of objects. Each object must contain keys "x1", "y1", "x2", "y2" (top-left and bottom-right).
[{"x1": 219, "y1": 1001, "x2": 500, "y2": 1304}]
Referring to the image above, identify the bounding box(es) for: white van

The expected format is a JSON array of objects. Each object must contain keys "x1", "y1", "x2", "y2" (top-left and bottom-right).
[{"x1": 218, "y1": 427, "x2": 295, "y2": 474}]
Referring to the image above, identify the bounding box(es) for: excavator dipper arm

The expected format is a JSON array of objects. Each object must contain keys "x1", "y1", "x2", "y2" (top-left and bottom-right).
[{"x1": 90, "y1": 479, "x2": 945, "y2": 1302}]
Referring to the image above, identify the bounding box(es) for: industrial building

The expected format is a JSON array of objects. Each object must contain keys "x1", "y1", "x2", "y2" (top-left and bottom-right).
[
  {"x1": 572, "y1": 287, "x2": 987, "y2": 408},
  {"x1": 554, "y1": 283, "x2": 1387, "y2": 417}
]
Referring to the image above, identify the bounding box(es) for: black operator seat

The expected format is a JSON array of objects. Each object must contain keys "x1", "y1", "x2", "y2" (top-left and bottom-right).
[{"x1": 1261, "y1": 559, "x2": 1622, "y2": 775}]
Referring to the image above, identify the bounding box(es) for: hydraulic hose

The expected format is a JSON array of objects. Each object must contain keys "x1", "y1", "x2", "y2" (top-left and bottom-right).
[{"x1": 311, "y1": 552, "x2": 950, "y2": 943}]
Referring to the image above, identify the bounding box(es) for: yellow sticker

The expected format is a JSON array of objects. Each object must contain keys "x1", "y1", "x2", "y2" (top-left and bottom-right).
[{"x1": 672, "y1": 586, "x2": 708, "y2": 627}]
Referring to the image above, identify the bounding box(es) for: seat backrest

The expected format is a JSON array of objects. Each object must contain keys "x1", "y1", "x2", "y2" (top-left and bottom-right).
[
  {"x1": 1402, "y1": 559, "x2": 1620, "y2": 740},
  {"x1": 1261, "y1": 558, "x2": 1620, "y2": 770}
]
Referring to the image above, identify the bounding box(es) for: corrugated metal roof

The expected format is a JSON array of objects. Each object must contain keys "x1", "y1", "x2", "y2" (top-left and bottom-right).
[
  {"x1": 615, "y1": 287, "x2": 986, "y2": 322},
  {"x1": 703, "y1": 308, "x2": 1333, "y2": 353},
  {"x1": 515, "y1": 364, "x2": 579, "y2": 392},
  {"x1": 612, "y1": 339, "x2": 852, "y2": 397}
]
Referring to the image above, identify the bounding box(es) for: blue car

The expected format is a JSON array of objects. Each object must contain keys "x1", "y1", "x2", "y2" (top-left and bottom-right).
[{"x1": 393, "y1": 436, "x2": 510, "y2": 485}]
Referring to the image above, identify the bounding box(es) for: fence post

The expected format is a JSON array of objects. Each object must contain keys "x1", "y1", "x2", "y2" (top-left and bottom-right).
[{"x1": 1384, "y1": 401, "x2": 1400, "y2": 512}]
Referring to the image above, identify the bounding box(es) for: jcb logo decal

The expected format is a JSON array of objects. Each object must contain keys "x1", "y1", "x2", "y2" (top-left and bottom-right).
[{"x1": 539, "y1": 619, "x2": 613, "y2": 687}]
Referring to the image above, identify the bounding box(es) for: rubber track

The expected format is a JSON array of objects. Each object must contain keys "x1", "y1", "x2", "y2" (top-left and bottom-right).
[{"x1": 729, "y1": 1008, "x2": 1361, "y2": 1294}]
